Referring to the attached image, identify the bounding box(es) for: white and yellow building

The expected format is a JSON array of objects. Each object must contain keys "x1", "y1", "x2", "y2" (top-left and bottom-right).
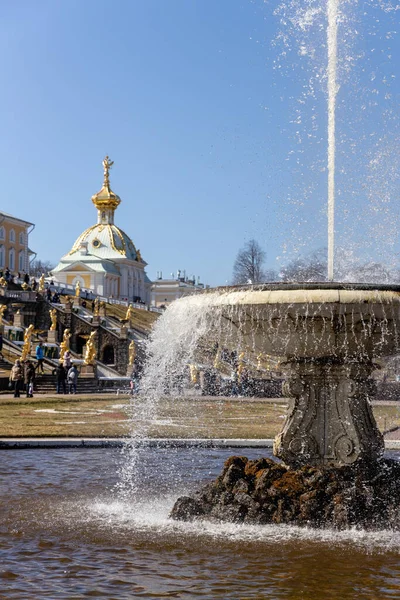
[
  {"x1": 0, "y1": 211, "x2": 34, "y2": 273},
  {"x1": 151, "y1": 272, "x2": 206, "y2": 308},
  {"x1": 52, "y1": 157, "x2": 151, "y2": 302}
]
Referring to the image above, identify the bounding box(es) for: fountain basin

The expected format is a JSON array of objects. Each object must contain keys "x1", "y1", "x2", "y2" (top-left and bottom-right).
[
  {"x1": 179, "y1": 283, "x2": 400, "y2": 467},
  {"x1": 206, "y1": 283, "x2": 400, "y2": 359}
]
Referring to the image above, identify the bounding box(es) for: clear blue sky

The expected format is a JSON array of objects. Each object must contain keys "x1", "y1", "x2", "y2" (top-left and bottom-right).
[{"x1": 1, "y1": 0, "x2": 399, "y2": 285}]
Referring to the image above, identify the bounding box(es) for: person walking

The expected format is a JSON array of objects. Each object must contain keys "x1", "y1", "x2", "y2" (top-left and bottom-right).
[
  {"x1": 35, "y1": 341, "x2": 45, "y2": 374},
  {"x1": 24, "y1": 360, "x2": 35, "y2": 398},
  {"x1": 55, "y1": 364, "x2": 67, "y2": 394},
  {"x1": 67, "y1": 363, "x2": 78, "y2": 394},
  {"x1": 9, "y1": 359, "x2": 23, "y2": 397}
]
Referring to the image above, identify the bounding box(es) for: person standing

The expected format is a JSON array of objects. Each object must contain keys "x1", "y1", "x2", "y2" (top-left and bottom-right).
[
  {"x1": 63, "y1": 350, "x2": 72, "y2": 371},
  {"x1": 9, "y1": 359, "x2": 23, "y2": 397},
  {"x1": 35, "y1": 341, "x2": 45, "y2": 374},
  {"x1": 67, "y1": 363, "x2": 78, "y2": 394},
  {"x1": 55, "y1": 364, "x2": 67, "y2": 394},
  {"x1": 0, "y1": 332, "x2": 4, "y2": 359},
  {"x1": 24, "y1": 360, "x2": 35, "y2": 398}
]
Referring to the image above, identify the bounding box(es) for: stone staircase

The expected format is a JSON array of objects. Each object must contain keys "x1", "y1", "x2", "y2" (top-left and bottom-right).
[{"x1": 33, "y1": 373, "x2": 100, "y2": 394}]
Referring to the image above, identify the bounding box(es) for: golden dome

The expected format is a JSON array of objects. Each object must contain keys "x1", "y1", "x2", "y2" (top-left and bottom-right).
[{"x1": 91, "y1": 155, "x2": 121, "y2": 211}]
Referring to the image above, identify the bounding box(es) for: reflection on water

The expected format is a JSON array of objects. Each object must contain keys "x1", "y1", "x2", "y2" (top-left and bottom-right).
[{"x1": 0, "y1": 448, "x2": 399, "y2": 599}]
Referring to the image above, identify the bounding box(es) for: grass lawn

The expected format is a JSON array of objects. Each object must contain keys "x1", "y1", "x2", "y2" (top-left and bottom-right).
[{"x1": 0, "y1": 394, "x2": 399, "y2": 439}]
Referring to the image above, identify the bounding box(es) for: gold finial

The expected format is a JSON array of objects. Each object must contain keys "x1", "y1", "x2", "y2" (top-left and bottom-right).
[{"x1": 102, "y1": 156, "x2": 114, "y2": 188}]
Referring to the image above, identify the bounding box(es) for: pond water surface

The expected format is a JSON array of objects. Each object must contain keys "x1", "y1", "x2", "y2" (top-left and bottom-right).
[{"x1": 0, "y1": 447, "x2": 399, "y2": 599}]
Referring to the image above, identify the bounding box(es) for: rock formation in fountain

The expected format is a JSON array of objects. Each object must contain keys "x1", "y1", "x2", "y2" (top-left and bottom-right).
[{"x1": 170, "y1": 455, "x2": 400, "y2": 530}]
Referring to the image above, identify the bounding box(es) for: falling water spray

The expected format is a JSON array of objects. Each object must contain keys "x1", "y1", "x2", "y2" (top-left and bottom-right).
[{"x1": 327, "y1": 0, "x2": 339, "y2": 281}]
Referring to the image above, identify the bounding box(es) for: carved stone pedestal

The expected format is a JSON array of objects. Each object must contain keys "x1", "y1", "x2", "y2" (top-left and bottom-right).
[
  {"x1": 274, "y1": 360, "x2": 384, "y2": 468},
  {"x1": 14, "y1": 311, "x2": 24, "y2": 328},
  {"x1": 47, "y1": 330, "x2": 57, "y2": 344},
  {"x1": 81, "y1": 364, "x2": 95, "y2": 378}
]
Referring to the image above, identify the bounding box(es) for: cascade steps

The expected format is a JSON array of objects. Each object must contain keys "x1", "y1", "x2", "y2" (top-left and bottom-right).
[{"x1": 33, "y1": 373, "x2": 99, "y2": 394}]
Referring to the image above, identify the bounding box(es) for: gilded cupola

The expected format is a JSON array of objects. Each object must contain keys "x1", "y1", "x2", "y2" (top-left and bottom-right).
[{"x1": 91, "y1": 156, "x2": 121, "y2": 224}]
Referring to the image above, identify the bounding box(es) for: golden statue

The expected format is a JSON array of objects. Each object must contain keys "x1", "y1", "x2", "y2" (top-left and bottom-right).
[
  {"x1": 189, "y1": 364, "x2": 199, "y2": 385},
  {"x1": 21, "y1": 282, "x2": 29, "y2": 291},
  {"x1": 38, "y1": 273, "x2": 45, "y2": 292},
  {"x1": 136, "y1": 249, "x2": 142, "y2": 262},
  {"x1": 0, "y1": 277, "x2": 7, "y2": 287},
  {"x1": 102, "y1": 155, "x2": 114, "y2": 187},
  {"x1": 75, "y1": 280, "x2": 81, "y2": 298},
  {"x1": 128, "y1": 340, "x2": 136, "y2": 366},
  {"x1": 125, "y1": 304, "x2": 133, "y2": 322},
  {"x1": 21, "y1": 324, "x2": 35, "y2": 361},
  {"x1": 213, "y1": 350, "x2": 223, "y2": 370},
  {"x1": 93, "y1": 297, "x2": 100, "y2": 316},
  {"x1": 59, "y1": 328, "x2": 71, "y2": 359},
  {"x1": 49, "y1": 308, "x2": 57, "y2": 331},
  {"x1": 83, "y1": 331, "x2": 97, "y2": 365},
  {"x1": 237, "y1": 351, "x2": 245, "y2": 378},
  {"x1": 0, "y1": 304, "x2": 6, "y2": 324}
]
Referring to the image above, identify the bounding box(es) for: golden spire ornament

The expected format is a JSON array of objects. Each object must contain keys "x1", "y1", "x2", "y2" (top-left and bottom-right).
[{"x1": 102, "y1": 155, "x2": 114, "y2": 188}]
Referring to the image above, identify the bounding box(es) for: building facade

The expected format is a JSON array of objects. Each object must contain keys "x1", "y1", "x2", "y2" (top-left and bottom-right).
[
  {"x1": 0, "y1": 211, "x2": 34, "y2": 274},
  {"x1": 151, "y1": 272, "x2": 206, "y2": 308},
  {"x1": 52, "y1": 157, "x2": 151, "y2": 303}
]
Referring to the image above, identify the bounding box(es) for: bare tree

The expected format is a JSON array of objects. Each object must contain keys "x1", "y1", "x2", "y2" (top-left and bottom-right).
[
  {"x1": 30, "y1": 259, "x2": 55, "y2": 278},
  {"x1": 280, "y1": 249, "x2": 327, "y2": 282},
  {"x1": 232, "y1": 239, "x2": 267, "y2": 284}
]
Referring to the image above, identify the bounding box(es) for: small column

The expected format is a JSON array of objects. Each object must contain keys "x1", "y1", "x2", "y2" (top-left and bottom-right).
[
  {"x1": 81, "y1": 364, "x2": 96, "y2": 378},
  {"x1": 14, "y1": 311, "x2": 24, "y2": 328},
  {"x1": 120, "y1": 325, "x2": 128, "y2": 339},
  {"x1": 274, "y1": 359, "x2": 384, "y2": 468},
  {"x1": 47, "y1": 330, "x2": 57, "y2": 344}
]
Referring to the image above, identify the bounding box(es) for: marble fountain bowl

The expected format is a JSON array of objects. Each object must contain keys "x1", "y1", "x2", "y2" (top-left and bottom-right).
[
  {"x1": 181, "y1": 283, "x2": 400, "y2": 468},
  {"x1": 207, "y1": 282, "x2": 400, "y2": 360}
]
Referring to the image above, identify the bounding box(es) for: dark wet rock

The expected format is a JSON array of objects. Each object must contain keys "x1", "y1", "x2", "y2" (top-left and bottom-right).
[{"x1": 169, "y1": 455, "x2": 400, "y2": 530}]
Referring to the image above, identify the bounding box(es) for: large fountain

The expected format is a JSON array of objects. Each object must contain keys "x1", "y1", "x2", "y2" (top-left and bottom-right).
[{"x1": 165, "y1": 282, "x2": 400, "y2": 528}]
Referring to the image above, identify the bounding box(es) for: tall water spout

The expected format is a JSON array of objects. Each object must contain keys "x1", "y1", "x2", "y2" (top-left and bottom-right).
[{"x1": 327, "y1": 0, "x2": 339, "y2": 281}]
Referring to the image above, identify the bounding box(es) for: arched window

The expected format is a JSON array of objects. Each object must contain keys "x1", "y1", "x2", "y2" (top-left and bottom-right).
[
  {"x1": 18, "y1": 251, "x2": 24, "y2": 272},
  {"x1": 0, "y1": 245, "x2": 4, "y2": 268},
  {"x1": 9, "y1": 229, "x2": 15, "y2": 243},
  {"x1": 0, "y1": 227, "x2": 5, "y2": 241},
  {"x1": 19, "y1": 232, "x2": 24, "y2": 245},
  {"x1": 9, "y1": 248, "x2": 15, "y2": 271}
]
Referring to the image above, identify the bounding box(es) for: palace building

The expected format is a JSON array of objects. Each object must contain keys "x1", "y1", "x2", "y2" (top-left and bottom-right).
[
  {"x1": 52, "y1": 157, "x2": 151, "y2": 303},
  {"x1": 0, "y1": 211, "x2": 34, "y2": 273}
]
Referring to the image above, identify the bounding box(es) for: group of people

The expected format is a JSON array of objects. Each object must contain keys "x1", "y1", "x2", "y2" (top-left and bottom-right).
[
  {"x1": 9, "y1": 358, "x2": 37, "y2": 398},
  {"x1": 53, "y1": 355, "x2": 79, "y2": 394},
  {"x1": 8, "y1": 346, "x2": 79, "y2": 397}
]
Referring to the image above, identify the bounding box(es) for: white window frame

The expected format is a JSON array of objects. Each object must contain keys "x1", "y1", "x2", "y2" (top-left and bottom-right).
[
  {"x1": 9, "y1": 248, "x2": 15, "y2": 271},
  {"x1": 19, "y1": 232, "x2": 24, "y2": 245},
  {"x1": 9, "y1": 229, "x2": 15, "y2": 243},
  {"x1": 0, "y1": 227, "x2": 5, "y2": 241},
  {"x1": 18, "y1": 250, "x2": 24, "y2": 272}
]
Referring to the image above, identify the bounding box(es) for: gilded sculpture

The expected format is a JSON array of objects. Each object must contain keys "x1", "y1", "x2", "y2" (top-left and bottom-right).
[
  {"x1": 93, "y1": 297, "x2": 100, "y2": 316},
  {"x1": 83, "y1": 331, "x2": 97, "y2": 365},
  {"x1": 75, "y1": 280, "x2": 81, "y2": 298},
  {"x1": 59, "y1": 328, "x2": 71, "y2": 359},
  {"x1": 38, "y1": 273, "x2": 45, "y2": 292},
  {"x1": 125, "y1": 304, "x2": 133, "y2": 322},
  {"x1": 49, "y1": 308, "x2": 57, "y2": 331},
  {"x1": 0, "y1": 277, "x2": 7, "y2": 287},
  {"x1": 0, "y1": 304, "x2": 7, "y2": 324},
  {"x1": 128, "y1": 339, "x2": 136, "y2": 366},
  {"x1": 21, "y1": 324, "x2": 35, "y2": 361}
]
